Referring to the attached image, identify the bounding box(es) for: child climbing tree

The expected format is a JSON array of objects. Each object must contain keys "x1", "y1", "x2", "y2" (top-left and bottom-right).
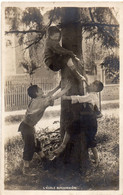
[{"x1": 5, "y1": 6, "x2": 119, "y2": 171}]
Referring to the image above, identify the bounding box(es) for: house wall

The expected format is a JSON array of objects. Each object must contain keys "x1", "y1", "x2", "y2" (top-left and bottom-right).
[{"x1": 5, "y1": 34, "x2": 16, "y2": 75}]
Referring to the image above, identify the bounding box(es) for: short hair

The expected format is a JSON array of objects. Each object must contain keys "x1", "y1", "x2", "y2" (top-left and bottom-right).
[
  {"x1": 47, "y1": 26, "x2": 61, "y2": 37},
  {"x1": 27, "y1": 85, "x2": 38, "y2": 98},
  {"x1": 92, "y1": 80, "x2": 104, "y2": 92}
]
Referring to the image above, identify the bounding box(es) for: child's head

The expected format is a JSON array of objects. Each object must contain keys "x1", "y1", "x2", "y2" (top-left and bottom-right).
[
  {"x1": 27, "y1": 85, "x2": 38, "y2": 98},
  {"x1": 27, "y1": 85, "x2": 44, "y2": 98},
  {"x1": 47, "y1": 26, "x2": 61, "y2": 41},
  {"x1": 88, "y1": 80, "x2": 104, "y2": 93}
]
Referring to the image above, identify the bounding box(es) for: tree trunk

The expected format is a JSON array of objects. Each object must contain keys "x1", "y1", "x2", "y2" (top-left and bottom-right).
[{"x1": 60, "y1": 8, "x2": 88, "y2": 170}]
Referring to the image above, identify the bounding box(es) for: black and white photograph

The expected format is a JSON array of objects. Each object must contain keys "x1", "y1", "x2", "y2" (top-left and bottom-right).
[{"x1": 1, "y1": 2, "x2": 122, "y2": 194}]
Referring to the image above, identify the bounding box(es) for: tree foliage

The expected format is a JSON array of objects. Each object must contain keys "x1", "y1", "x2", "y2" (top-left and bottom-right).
[
  {"x1": 5, "y1": 7, "x2": 119, "y2": 47},
  {"x1": 5, "y1": 6, "x2": 119, "y2": 81},
  {"x1": 22, "y1": 8, "x2": 43, "y2": 29},
  {"x1": 82, "y1": 8, "x2": 119, "y2": 48},
  {"x1": 101, "y1": 55, "x2": 119, "y2": 83},
  {"x1": 5, "y1": 7, "x2": 22, "y2": 30}
]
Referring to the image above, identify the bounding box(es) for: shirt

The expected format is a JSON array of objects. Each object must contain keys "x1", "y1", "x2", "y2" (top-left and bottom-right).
[
  {"x1": 44, "y1": 38, "x2": 74, "y2": 63},
  {"x1": 23, "y1": 96, "x2": 52, "y2": 127},
  {"x1": 71, "y1": 92, "x2": 98, "y2": 106}
]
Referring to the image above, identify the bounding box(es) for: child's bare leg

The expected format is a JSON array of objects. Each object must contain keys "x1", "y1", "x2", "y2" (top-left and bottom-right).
[
  {"x1": 23, "y1": 160, "x2": 30, "y2": 174},
  {"x1": 49, "y1": 131, "x2": 70, "y2": 160},
  {"x1": 54, "y1": 131, "x2": 70, "y2": 155},
  {"x1": 67, "y1": 58, "x2": 84, "y2": 82},
  {"x1": 23, "y1": 160, "x2": 30, "y2": 168},
  {"x1": 38, "y1": 151, "x2": 45, "y2": 159},
  {"x1": 23, "y1": 160, "x2": 36, "y2": 176},
  {"x1": 91, "y1": 147, "x2": 99, "y2": 166}
]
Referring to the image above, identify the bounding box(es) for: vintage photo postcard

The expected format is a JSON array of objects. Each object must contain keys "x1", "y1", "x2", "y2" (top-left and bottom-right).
[{"x1": 1, "y1": 1, "x2": 123, "y2": 195}]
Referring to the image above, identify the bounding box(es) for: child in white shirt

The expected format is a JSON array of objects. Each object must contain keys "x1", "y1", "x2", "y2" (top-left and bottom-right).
[{"x1": 49, "y1": 80, "x2": 104, "y2": 166}]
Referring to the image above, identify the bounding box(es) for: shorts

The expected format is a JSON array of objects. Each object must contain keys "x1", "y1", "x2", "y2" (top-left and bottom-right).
[
  {"x1": 45, "y1": 54, "x2": 70, "y2": 71},
  {"x1": 66, "y1": 106, "x2": 97, "y2": 148},
  {"x1": 80, "y1": 113, "x2": 97, "y2": 148}
]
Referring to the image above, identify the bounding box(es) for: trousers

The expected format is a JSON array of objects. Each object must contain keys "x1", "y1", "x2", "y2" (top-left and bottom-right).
[{"x1": 18, "y1": 121, "x2": 41, "y2": 161}]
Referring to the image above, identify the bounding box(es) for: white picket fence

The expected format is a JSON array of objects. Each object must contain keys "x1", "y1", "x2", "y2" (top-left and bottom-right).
[
  {"x1": 4, "y1": 76, "x2": 58, "y2": 111},
  {"x1": 4, "y1": 76, "x2": 119, "y2": 111}
]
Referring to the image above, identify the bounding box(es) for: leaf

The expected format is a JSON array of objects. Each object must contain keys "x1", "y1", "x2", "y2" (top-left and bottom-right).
[{"x1": 22, "y1": 7, "x2": 43, "y2": 29}]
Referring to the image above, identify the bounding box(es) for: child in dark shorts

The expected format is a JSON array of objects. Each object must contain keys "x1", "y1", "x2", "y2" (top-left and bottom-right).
[
  {"x1": 44, "y1": 27, "x2": 102, "y2": 118},
  {"x1": 44, "y1": 26, "x2": 87, "y2": 82},
  {"x1": 49, "y1": 80, "x2": 104, "y2": 166},
  {"x1": 18, "y1": 82, "x2": 70, "y2": 176}
]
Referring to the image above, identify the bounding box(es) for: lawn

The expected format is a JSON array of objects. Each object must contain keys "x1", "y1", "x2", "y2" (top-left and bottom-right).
[{"x1": 4, "y1": 115, "x2": 119, "y2": 190}]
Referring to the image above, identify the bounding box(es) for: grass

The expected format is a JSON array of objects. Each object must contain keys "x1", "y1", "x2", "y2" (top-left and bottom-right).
[
  {"x1": 101, "y1": 102, "x2": 119, "y2": 110},
  {"x1": 4, "y1": 115, "x2": 119, "y2": 190}
]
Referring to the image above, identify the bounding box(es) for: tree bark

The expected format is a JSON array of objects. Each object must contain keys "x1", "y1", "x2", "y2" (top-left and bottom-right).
[{"x1": 60, "y1": 8, "x2": 88, "y2": 170}]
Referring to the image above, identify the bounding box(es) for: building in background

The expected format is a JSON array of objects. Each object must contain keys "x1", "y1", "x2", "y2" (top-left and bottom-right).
[
  {"x1": 4, "y1": 32, "x2": 60, "y2": 111},
  {"x1": 4, "y1": 29, "x2": 119, "y2": 111}
]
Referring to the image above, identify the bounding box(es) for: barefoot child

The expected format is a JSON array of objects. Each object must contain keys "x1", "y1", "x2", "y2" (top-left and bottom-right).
[
  {"x1": 18, "y1": 82, "x2": 70, "y2": 175},
  {"x1": 44, "y1": 26, "x2": 87, "y2": 82},
  {"x1": 44, "y1": 27, "x2": 102, "y2": 118},
  {"x1": 49, "y1": 80, "x2": 104, "y2": 166}
]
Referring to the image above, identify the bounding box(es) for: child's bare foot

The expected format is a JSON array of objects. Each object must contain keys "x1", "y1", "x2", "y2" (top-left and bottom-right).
[
  {"x1": 38, "y1": 151, "x2": 45, "y2": 159},
  {"x1": 49, "y1": 154, "x2": 57, "y2": 161},
  {"x1": 96, "y1": 113, "x2": 103, "y2": 118},
  {"x1": 48, "y1": 151, "x2": 59, "y2": 161},
  {"x1": 95, "y1": 159, "x2": 99, "y2": 166},
  {"x1": 48, "y1": 148, "x2": 62, "y2": 161},
  {"x1": 22, "y1": 167, "x2": 36, "y2": 176}
]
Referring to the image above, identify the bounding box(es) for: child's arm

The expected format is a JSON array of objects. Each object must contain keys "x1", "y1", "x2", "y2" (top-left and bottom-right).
[
  {"x1": 62, "y1": 96, "x2": 72, "y2": 101},
  {"x1": 74, "y1": 56, "x2": 88, "y2": 83},
  {"x1": 51, "y1": 82, "x2": 71, "y2": 101},
  {"x1": 51, "y1": 42, "x2": 74, "y2": 57},
  {"x1": 46, "y1": 82, "x2": 61, "y2": 97},
  {"x1": 62, "y1": 94, "x2": 92, "y2": 104}
]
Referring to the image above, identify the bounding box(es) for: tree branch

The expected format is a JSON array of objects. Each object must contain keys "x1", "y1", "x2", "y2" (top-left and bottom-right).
[
  {"x1": 5, "y1": 22, "x2": 119, "y2": 35},
  {"x1": 81, "y1": 22, "x2": 119, "y2": 28},
  {"x1": 23, "y1": 8, "x2": 56, "y2": 50},
  {"x1": 5, "y1": 30, "x2": 44, "y2": 34},
  {"x1": 23, "y1": 31, "x2": 45, "y2": 50}
]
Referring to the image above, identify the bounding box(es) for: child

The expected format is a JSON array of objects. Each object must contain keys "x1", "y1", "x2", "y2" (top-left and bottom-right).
[
  {"x1": 83, "y1": 76, "x2": 103, "y2": 118},
  {"x1": 44, "y1": 27, "x2": 102, "y2": 118},
  {"x1": 49, "y1": 80, "x2": 104, "y2": 166},
  {"x1": 44, "y1": 26, "x2": 87, "y2": 82},
  {"x1": 18, "y1": 82, "x2": 71, "y2": 176}
]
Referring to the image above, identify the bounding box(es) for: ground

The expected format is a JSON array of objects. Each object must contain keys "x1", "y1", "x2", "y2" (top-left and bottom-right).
[{"x1": 4, "y1": 101, "x2": 119, "y2": 190}]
